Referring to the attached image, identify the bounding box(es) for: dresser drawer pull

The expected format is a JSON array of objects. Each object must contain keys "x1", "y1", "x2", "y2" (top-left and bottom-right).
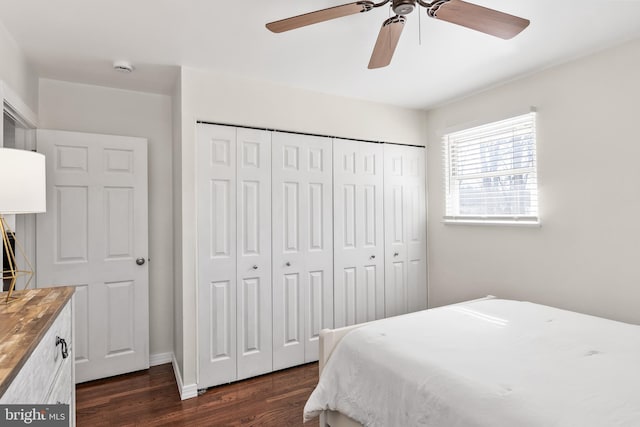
[{"x1": 56, "y1": 336, "x2": 69, "y2": 359}]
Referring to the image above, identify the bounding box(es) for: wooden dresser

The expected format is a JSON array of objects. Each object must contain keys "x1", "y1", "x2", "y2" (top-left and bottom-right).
[{"x1": 0, "y1": 287, "x2": 75, "y2": 426}]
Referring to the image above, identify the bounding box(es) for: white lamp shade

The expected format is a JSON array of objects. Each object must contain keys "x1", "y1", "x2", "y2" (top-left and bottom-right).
[{"x1": 0, "y1": 148, "x2": 46, "y2": 214}]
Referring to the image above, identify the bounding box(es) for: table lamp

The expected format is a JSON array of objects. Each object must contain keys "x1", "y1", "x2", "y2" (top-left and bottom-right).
[{"x1": 0, "y1": 148, "x2": 46, "y2": 303}]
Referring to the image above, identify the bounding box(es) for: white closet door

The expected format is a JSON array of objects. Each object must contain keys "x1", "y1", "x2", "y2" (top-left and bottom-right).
[
  {"x1": 236, "y1": 128, "x2": 272, "y2": 380},
  {"x1": 333, "y1": 139, "x2": 384, "y2": 328},
  {"x1": 384, "y1": 145, "x2": 427, "y2": 317},
  {"x1": 197, "y1": 124, "x2": 237, "y2": 387},
  {"x1": 272, "y1": 132, "x2": 333, "y2": 369},
  {"x1": 405, "y1": 146, "x2": 428, "y2": 313}
]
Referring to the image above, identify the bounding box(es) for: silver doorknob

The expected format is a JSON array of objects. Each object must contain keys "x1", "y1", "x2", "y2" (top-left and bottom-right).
[
  {"x1": 252, "y1": 265, "x2": 258, "y2": 270},
  {"x1": 285, "y1": 262, "x2": 291, "y2": 267},
  {"x1": 393, "y1": 252, "x2": 399, "y2": 257},
  {"x1": 136, "y1": 257, "x2": 146, "y2": 266}
]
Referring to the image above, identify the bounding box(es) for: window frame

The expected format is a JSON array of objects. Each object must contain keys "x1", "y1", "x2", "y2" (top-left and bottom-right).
[{"x1": 443, "y1": 112, "x2": 539, "y2": 226}]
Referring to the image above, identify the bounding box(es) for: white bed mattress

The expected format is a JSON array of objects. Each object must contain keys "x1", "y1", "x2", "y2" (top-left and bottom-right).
[{"x1": 304, "y1": 299, "x2": 640, "y2": 426}]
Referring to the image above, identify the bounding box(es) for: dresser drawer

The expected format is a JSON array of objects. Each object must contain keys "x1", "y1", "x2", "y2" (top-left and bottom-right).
[
  {"x1": 0, "y1": 300, "x2": 72, "y2": 404},
  {"x1": 46, "y1": 356, "x2": 72, "y2": 405}
]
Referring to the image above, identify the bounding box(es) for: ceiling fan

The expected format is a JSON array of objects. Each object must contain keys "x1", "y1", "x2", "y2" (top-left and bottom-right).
[{"x1": 266, "y1": 0, "x2": 530, "y2": 69}]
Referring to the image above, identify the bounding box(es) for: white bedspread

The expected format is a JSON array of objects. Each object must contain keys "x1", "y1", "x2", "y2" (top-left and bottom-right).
[{"x1": 303, "y1": 299, "x2": 640, "y2": 426}]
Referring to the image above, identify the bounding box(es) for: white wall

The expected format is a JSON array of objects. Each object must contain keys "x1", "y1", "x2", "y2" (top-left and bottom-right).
[
  {"x1": 38, "y1": 79, "x2": 175, "y2": 355},
  {"x1": 175, "y1": 67, "x2": 426, "y2": 385},
  {"x1": 0, "y1": 20, "x2": 38, "y2": 112},
  {"x1": 425, "y1": 38, "x2": 640, "y2": 324},
  {"x1": 172, "y1": 73, "x2": 184, "y2": 373}
]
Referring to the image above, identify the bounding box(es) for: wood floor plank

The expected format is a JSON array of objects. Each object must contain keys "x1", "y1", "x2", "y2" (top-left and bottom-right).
[{"x1": 76, "y1": 363, "x2": 320, "y2": 426}]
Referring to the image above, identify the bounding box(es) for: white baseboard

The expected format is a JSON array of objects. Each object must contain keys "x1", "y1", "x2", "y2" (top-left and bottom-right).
[
  {"x1": 149, "y1": 352, "x2": 173, "y2": 367},
  {"x1": 171, "y1": 353, "x2": 198, "y2": 400}
]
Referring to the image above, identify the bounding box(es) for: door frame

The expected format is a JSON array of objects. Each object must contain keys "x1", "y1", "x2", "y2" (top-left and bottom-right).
[
  {"x1": 1, "y1": 81, "x2": 39, "y2": 289},
  {"x1": 1, "y1": 81, "x2": 39, "y2": 131}
]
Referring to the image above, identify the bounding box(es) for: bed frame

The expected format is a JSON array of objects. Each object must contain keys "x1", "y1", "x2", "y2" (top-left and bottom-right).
[
  {"x1": 316, "y1": 296, "x2": 496, "y2": 427},
  {"x1": 318, "y1": 323, "x2": 367, "y2": 427}
]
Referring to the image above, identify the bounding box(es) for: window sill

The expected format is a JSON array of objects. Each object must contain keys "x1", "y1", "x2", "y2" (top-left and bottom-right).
[{"x1": 442, "y1": 218, "x2": 541, "y2": 227}]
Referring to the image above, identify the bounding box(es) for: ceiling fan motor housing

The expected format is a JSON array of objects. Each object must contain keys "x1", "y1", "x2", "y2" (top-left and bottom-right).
[{"x1": 392, "y1": 0, "x2": 416, "y2": 15}]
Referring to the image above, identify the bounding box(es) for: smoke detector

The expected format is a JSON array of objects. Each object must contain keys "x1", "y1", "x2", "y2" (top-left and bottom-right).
[{"x1": 113, "y1": 60, "x2": 134, "y2": 73}]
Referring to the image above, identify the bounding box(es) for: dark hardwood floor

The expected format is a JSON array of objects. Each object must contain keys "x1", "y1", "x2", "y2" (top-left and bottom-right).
[{"x1": 76, "y1": 363, "x2": 320, "y2": 427}]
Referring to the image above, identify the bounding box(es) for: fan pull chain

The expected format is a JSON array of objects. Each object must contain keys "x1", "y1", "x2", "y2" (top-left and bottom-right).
[{"x1": 418, "y1": 7, "x2": 422, "y2": 45}]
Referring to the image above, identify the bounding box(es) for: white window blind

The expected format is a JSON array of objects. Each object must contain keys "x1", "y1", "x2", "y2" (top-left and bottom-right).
[{"x1": 443, "y1": 112, "x2": 538, "y2": 224}]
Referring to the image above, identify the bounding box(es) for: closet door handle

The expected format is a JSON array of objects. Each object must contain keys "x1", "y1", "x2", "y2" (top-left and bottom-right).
[
  {"x1": 369, "y1": 255, "x2": 376, "y2": 260},
  {"x1": 285, "y1": 262, "x2": 291, "y2": 267},
  {"x1": 393, "y1": 252, "x2": 399, "y2": 257},
  {"x1": 252, "y1": 265, "x2": 259, "y2": 270}
]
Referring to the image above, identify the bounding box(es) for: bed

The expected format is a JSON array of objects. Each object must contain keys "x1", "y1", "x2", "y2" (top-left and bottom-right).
[{"x1": 303, "y1": 297, "x2": 640, "y2": 427}]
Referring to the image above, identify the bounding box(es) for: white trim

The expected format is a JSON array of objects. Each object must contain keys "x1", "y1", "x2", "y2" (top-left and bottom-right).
[
  {"x1": 443, "y1": 218, "x2": 541, "y2": 227},
  {"x1": 172, "y1": 353, "x2": 198, "y2": 400},
  {"x1": 149, "y1": 352, "x2": 173, "y2": 367},
  {"x1": 439, "y1": 106, "x2": 536, "y2": 137},
  {"x1": 1, "y1": 81, "x2": 38, "y2": 129}
]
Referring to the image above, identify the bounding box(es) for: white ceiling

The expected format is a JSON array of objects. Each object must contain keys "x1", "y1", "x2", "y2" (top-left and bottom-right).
[{"x1": 1, "y1": 0, "x2": 640, "y2": 109}]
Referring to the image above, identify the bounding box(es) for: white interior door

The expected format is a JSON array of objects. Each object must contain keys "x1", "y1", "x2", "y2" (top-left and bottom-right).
[
  {"x1": 333, "y1": 139, "x2": 384, "y2": 328},
  {"x1": 235, "y1": 128, "x2": 272, "y2": 380},
  {"x1": 272, "y1": 132, "x2": 333, "y2": 369},
  {"x1": 36, "y1": 129, "x2": 149, "y2": 383},
  {"x1": 384, "y1": 145, "x2": 427, "y2": 317},
  {"x1": 197, "y1": 124, "x2": 237, "y2": 386}
]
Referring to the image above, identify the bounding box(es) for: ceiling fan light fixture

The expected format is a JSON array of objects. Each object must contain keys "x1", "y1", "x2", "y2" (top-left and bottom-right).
[
  {"x1": 392, "y1": 0, "x2": 415, "y2": 15},
  {"x1": 267, "y1": 0, "x2": 530, "y2": 68}
]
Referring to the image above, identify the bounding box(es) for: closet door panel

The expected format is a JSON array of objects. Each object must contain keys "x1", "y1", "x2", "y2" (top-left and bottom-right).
[
  {"x1": 384, "y1": 145, "x2": 427, "y2": 318},
  {"x1": 384, "y1": 146, "x2": 408, "y2": 317},
  {"x1": 306, "y1": 268, "x2": 331, "y2": 362},
  {"x1": 405, "y1": 146, "x2": 428, "y2": 313},
  {"x1": 272, "y1": 136, "x2": 305, "y2": 369},
  {"x1": 236, "y1": 128, "x2": 272, "y2": 380},
  {"x1": 304, "y1": 145, "x2": 333, "y2": 361},
  {"x1": 197, "y1": 124, "x2": 238, "y2": 387},
  {"x1": 334, "y1": 139, "x2": 384, "y2": 328},
  {"x1": 273, "y1": 133, "x2": 333, "y2": 369}
]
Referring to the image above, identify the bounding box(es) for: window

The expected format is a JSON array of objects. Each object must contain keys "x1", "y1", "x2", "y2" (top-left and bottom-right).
[{"x1": 443, "y1": 112, "x2": 538, "y2": 224}]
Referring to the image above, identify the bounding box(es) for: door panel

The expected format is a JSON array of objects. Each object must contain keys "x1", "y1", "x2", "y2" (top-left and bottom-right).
[
  {"x1": 37, "y1": 129, "x2": 149, "y2": 383},
  {"x1": 197, "y1": 124, "x2": 237, "y2": 386},
  {"x1": 405, "y1": 147, "x2": 428, "y2": 313},
  {"x1": 105, "y1": 280, "x2": 135, "y2": 355},
  {"x1": 384, "y1": 144, "x2": 427, "y2": 317},
  {"x1": 273, "y1": 132, "x2": 333, "y2": 369},
  {"x1": 236, "y1": 128, "x2": 272, "y2": 380},
  {"x1": 333, "y1": 139, "x2": 384, "y2": 328},
  {"x1": 308, "y1": 270, "x2": 325, "y2": 344},
  {"x1": 56, "y1": 186, "x2": 89, "y2": 262},
  {"x1": 210, "y1": 280, "x2": 233, "y2": 360},
  {"x1": 73, "y1": 285, "x2": 89, "y2": 364}
]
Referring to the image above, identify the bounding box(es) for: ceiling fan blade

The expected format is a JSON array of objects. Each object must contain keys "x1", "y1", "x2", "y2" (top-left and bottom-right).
[
  {"x1": 430, "y1": 0, "x2": 529, "y2": 40},
  {"x1": 368, "y1": 16, "x2": 406, "y2": 69},
  {"x1": 266, "y1": 1, "x2": 374, "y2": 33}
]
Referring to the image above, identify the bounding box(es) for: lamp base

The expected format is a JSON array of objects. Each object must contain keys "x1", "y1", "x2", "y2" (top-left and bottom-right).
[{"x1": 1, "y1": 216, "x2": 34, "y2": 304}]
